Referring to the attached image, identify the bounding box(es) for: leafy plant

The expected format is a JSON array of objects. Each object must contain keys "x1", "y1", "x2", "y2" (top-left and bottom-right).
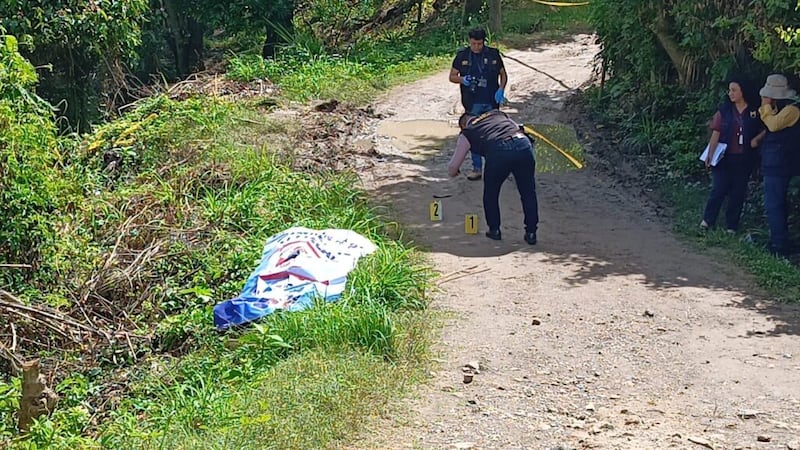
[{"x1": 0, "y1": 34, "x2": 72, "y2": 268}]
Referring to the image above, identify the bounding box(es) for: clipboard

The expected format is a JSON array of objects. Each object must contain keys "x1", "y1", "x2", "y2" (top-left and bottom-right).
[{"x1": 699, "y1": 142, "x2": 727, "y2": 167}]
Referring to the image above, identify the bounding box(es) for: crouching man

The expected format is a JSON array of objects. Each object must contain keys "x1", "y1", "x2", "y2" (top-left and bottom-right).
[{"x1": 448, "y1": 110, "x2": 539, "y2": 244}]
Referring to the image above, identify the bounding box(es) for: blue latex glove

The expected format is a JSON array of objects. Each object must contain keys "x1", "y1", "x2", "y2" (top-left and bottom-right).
[
  {"x1": 494, "y1": 88, "x2": 505, "y2": 104},
  {"x1": 461, "y1": 75, "x2": 473, "y2": 86}
]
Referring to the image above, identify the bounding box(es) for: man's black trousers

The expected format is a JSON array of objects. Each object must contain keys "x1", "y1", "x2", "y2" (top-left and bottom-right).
[{"x1": 482, "y1": 137, "x2": 539, "y2": 234}]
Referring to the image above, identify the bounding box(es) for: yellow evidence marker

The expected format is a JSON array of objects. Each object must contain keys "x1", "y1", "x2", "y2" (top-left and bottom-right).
[
  {"x1": 465, "y1": 214, "x2": 479, "y2": 234},
  {"x1": 429, "y1": 200, "x2": 442, "y2": 221}
]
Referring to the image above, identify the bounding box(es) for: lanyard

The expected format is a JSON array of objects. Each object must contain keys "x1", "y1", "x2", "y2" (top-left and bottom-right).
[
  {"x1": 468, "y1": 50, "x2": 486, "y2": 76},
  {"x1": 734, "y1": 110, "x2": 744, "y2": 145}
]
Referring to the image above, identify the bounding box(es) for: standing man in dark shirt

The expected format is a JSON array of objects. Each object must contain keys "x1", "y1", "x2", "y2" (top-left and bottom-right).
[
  {"x1": 448, "y1": 110, "x2": 538, "y2": 245},
  {"x1": 449, "y1": 28, "x2": 508, "y2": 181}
]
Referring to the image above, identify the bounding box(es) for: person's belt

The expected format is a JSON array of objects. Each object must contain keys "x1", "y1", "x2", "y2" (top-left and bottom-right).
[{"x1": 502, "y1": 132, "x2": 527, "y2": 141}]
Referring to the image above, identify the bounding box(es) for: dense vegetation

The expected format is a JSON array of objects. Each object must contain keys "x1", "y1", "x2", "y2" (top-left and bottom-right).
[
  {"x1": 586, "y1": 0, "x2": 800, "y2": 297},
  {"x1": 1, "y1": 0, "x2": 452, "y2": 132},
  {"x1": 1, "y1": 0, "x2": 589, "y2": 446},
  {"x1": 2, "y1": 0, "x2": 800, "y2": 446},
  {"x1": 0, "y1": 0, "x2": 464, "y2": 447}
]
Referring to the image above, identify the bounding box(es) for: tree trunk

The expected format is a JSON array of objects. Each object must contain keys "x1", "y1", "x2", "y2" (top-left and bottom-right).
[
  {"x1": 163, "y1": 0, "x2": 186, "y2": 76},
  {"x1": 489, "y1": 0, "x2": 502, "y2": 34},
  {"x1": 18, "y1": 359, "x2": 58, "y2": 433},
  {"x1": 263, "y1": 5, "x2": 294, "y2": 59},
  {"x1": 463, "y1": 0, "x2": 484, "y2": 24},
  {"x1": 650, "y1": 15, "x2": 695, "y2": 86},
  {"x1": 356, "y1": 0, "x2": 420, "y2": 37},
  {"x1": 185, "y1": 18, "x2": 205, "y2": 72}
]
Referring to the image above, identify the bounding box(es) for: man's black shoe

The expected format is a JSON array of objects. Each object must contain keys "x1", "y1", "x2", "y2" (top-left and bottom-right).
[
  {"x1": 524, "y1": 232, "x2": 537, "y2": 245},
  {"x1": 485, "y1": 229, "x2": 501, "y2": 241}
]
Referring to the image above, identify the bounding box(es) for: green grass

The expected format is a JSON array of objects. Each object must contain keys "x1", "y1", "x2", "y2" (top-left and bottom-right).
[
  {"x1": 0, "y1": 92, "x2": 437, "y2": 448},
  {"x1": 106, "y1": 345, "x2": 431, "y2": 450},
  {"x1": 225, "y1": 26, "x2": 460, "y2": 105},
  {"x1": 528, "y1": 123, "x2": 584, "y2": 173},
  {"x1": 499, "y1": 0, "x2": 592, "y2": 48},
  {"x1": 103, "y1": 307, "x2": 437, "y2": 449},
  {"x1": 0, "y1": 1, "x2": 591, "y2": 447}
]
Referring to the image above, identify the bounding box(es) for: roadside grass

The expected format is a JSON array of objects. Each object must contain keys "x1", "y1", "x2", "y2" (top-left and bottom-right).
[
  {"x1": 499, "y1": 0, "x2": 592, "y2": 48},
  {"x1": 225, "y1": 26, "x2": 458, "y2": 105},
  {"x1": 0, "y1": 93, "x2": 438, "y2": 448},
  {"x1": 106, "y1": 309, "x2": 437, "y2": 450},
  {"x1": 660, "y1": 179, "x2": 800, "y2": 302}
]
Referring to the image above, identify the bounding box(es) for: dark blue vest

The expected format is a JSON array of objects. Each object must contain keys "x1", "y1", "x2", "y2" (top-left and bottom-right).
[
  {"x1": 717, "y1": 102, "x2": 760, "y2": 150},
  {"x1": 454, "y1": 46, "x2": 503, "y2": 111},
  {"x1": 761, "y1": 101, "x2": 800, "y2": 177}
]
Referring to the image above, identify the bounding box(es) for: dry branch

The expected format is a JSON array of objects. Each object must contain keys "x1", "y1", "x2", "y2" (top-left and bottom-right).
[
  {"x1": 436, "y1": 265, "x2": 491, "y2": 285},
  {"x1": 0, "y1": 263, "x2": 33, "y2": 269},
  {"x1": 0, "y1": 290, "x2": 106, "y2": 338}
]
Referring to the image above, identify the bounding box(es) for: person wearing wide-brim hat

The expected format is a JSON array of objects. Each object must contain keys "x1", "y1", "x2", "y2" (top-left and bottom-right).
[{"x1": 758, "y1": 73, "x2": 800, "y2": 257}]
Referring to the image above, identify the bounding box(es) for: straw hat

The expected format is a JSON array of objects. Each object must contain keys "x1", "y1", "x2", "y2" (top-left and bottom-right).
[{"x1": 759, "y1": 74, "x2": 797, "y2": 99}]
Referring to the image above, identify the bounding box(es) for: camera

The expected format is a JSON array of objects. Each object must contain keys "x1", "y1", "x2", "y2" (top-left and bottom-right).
[{"x1": 469, "y1": 77, "x2": 478, "y2": 93}]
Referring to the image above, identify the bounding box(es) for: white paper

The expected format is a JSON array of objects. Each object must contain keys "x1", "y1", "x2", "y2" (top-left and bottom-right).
[{"x1": 699, "y1": 142, "x2": 728, "y2": 167}]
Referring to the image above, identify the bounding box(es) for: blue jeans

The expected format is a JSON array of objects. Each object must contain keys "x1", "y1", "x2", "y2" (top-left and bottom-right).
[
  {"x1": 764, "y1": 175, "x2": 792, "y2": 255},
  {"x1": 702, "y1": 153, "x2": 753, "y2": 231},
  {"x1": 483, "y1": 137, "x2": 539, "y2": 233},
  {"x1": 469, "y1": 103, "x2": 494, "y2": 171}
]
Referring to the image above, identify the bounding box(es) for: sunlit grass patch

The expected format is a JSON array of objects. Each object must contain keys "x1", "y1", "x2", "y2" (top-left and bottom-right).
[
  {"x1": 500, "y1": 0, "x2": 592, "y2": 48},
  {"x1": 527, "y1": 123, "x2": 584, "y2": 173},
  {"x1": 115, "y1": 344, "x2": 431, "y2": 450},
  {"x1": 224, "y1": 26, "x2": 458, "y2": 105}
]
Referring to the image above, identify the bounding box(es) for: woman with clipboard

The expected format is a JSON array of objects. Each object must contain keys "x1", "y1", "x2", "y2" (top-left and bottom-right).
[{"x1": 700, "y1": 78, "x2": 765, "y2": 232}]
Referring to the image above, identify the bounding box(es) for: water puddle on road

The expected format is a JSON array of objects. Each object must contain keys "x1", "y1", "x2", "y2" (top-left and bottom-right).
[
  {"x1": 376, "y1": 120, "x2": 459, "y2": 161},
  {"x1": 376, "y1": 119, "x2": 584, "y2": 173}
]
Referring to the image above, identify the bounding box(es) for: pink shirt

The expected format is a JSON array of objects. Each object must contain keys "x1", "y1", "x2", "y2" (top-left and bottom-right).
[{"x1": 448, "y1": 134, "x2": 471, "y2": 177}]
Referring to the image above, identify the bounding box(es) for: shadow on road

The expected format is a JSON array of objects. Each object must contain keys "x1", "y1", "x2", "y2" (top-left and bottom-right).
[{"x1": 366, "y1": 103, "x2": 800, "y2": 339}]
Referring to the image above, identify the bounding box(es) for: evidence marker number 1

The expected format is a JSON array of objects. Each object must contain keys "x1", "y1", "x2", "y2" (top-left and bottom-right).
[{"x1": 465, "y1": 214, "x2": 478, "y2": 234}]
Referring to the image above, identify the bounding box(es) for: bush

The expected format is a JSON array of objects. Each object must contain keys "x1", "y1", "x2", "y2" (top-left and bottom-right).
[{"x1": 0, "y1": 34, "x2": 72, "y2": 266}]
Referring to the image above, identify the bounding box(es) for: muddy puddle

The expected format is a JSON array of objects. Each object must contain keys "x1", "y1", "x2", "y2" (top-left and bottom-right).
[{"x1": 376, "y1": 119, "x2": 584, "y2": 173}]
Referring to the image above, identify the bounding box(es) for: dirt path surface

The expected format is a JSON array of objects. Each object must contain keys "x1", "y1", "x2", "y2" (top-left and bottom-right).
[{"x1": 357, "y1": 34, "x2": 800, "y2": 450}]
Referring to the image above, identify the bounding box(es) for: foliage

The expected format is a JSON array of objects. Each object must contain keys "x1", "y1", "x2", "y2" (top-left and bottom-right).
[
  {"x1": 225, "y1": 23, "x2": 458, "y2": 104},
  {"x1": 0, "y1": 34, "x2": 73, "y2": 266},
  {"x1": 0, "y1": 0, "x2": 149, "y2": 131},
  {"x1": 586, "y1": 0, "x2": 800, "y2": 175},
  {"x1": 192, "y1": 0, "x2": 294, "y2": 35},
  {"x1": 586, "y1": 0, "x2": 800, "y2": 298}
]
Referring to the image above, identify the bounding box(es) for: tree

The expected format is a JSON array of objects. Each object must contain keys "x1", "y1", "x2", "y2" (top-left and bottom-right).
[
  {"x1": 489, "y1": 0, "x2": 501, "y2": 34},
  {"x1": 0, "y1": 0, "x2": 149, "y2": 132}
]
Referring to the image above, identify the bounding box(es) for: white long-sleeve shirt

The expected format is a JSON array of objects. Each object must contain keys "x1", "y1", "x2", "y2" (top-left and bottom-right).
[{"x1": 447, "y1": 134, "x2": 471, "y2": 177}]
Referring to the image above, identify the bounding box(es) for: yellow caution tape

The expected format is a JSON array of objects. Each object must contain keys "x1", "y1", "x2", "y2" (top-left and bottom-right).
[
  {"x1": 531, "y1": 0, "x2": 590, "y2": 6},
  {"x1": 523, "y1": 124, "x2": 584, "y2": 169}
]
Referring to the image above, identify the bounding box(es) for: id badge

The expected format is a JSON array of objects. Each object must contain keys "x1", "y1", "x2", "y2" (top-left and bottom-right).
[{"x1": 739, "y1": 134, "x2": 743, "y2": 145}]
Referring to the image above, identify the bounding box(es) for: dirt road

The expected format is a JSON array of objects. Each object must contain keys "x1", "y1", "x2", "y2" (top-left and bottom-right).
[{"x1": 358, "y1": 34, "x2": 800, "y2": 450}]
